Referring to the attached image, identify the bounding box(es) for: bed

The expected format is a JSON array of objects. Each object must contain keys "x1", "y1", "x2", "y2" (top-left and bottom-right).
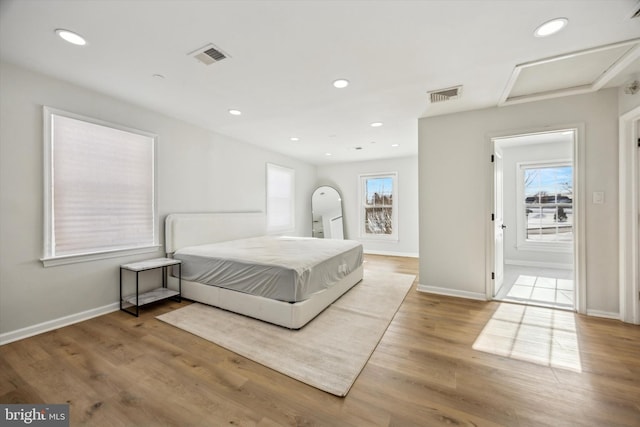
[{"x1": 165, "y1": 212, "x2": 364, "y2": 329}]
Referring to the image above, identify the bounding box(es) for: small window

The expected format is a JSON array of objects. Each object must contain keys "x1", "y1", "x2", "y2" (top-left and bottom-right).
[
  {"x1": 359, "y1": 172, "x2": 398, "y2": 240},
  {"x1": 266, "y1": 163, "x2": 295, "y2": 233},
  {"x1": 43, "y1": 107, "x2": 157, "y2": 265},
  {"x1": 518, "y1": 162, "x2": 573, "y2": 249}
]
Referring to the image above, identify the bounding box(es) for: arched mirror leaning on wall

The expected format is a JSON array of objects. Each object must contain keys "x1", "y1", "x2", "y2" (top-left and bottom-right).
[{"x1": 311, "y1": 186, "x2": 344, "y2": 239}]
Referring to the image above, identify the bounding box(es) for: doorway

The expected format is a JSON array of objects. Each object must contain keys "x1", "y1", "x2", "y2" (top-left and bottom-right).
[
  {"x1": 491, "y1": 129, "x2": 577, "y2": 310},
  {"x1": 619, "y1": 107, "x2": 640, "y2": 324}
]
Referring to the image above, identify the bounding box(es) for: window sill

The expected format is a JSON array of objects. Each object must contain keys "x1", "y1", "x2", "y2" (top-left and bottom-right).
[
  {"x1": 41, "y1": 245, "x2": 162, "y2": 267},
  {"x1": 359, "y1": 234, "x2": 399, "y2": 242},
  {"x1": 516, "y1": 242, "x2": 572, "y2": 254}
]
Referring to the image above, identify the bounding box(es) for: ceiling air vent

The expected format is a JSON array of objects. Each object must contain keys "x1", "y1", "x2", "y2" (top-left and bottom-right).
[
  {"x1": 189, "y1": 43, "x2": 229, "y2": 65},
  {"x1": 428, "y1": 85, "x2": 462, "y2": 103}
]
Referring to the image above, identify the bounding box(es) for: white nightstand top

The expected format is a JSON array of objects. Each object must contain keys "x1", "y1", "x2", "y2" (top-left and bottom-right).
[{"x1": 120, "y1": 257, "x2": 181, "y2": 272}]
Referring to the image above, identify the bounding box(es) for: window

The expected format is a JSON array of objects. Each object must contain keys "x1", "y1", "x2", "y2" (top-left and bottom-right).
[
  {"x1": 43, "y1": 107, "x2": 157, "y2": 265},
  {"x1": 518, "y1": 162, "x2": 573, "y2": 249},
  {"x1": 359, "y1": 172, "x2": 398, "y2": 240},
  {"x1": 266, "y1": 163, "x2": 295, "y2": 233}
]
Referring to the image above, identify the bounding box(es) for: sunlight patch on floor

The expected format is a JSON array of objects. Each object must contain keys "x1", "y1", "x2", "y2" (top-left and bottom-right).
[
  {"x1": 472, "y1": 303, "x2": 582, "y2": 372},
  {"x1": 503, "y1": 274, "x2": 574, "y2": 308}
]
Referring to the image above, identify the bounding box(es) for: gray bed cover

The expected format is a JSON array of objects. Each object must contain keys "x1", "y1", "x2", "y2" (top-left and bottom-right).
[{"x1": 173, "y1": 236, "x2": 363, "y2": 302}]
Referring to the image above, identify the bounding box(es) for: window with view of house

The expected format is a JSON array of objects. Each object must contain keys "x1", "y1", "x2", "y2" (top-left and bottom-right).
[
  {"x1": 518, "y1": 162, "x2": 573, "y2": 249},
  {"x1": 359, "y1": 172, "x2": 398, "y2": 240},
  {"x1": 42, "y1": 107, "x2": 158, "y2": 266}
]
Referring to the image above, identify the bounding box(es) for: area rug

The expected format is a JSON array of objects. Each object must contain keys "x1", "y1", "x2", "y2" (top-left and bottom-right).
[{"x1": 157, "y1": 271, "x2": 415, "y2": 396}]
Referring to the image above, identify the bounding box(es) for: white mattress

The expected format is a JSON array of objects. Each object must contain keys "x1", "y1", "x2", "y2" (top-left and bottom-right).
[{"x1": 173, "y1": 236, "x2": 363, "y2": 302}]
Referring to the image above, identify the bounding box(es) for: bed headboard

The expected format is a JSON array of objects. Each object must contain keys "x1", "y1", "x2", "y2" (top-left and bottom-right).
[{"x1": 165, "y1": 212, "x2": 266, "y2": 254}]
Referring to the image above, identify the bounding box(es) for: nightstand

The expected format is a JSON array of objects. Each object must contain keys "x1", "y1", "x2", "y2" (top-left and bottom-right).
[{"x1": 120, "y1": 257, "x2": 182, "y2": 317}]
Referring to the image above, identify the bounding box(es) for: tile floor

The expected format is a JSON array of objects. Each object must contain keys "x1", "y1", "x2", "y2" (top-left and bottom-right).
[{"x1": 495, "y1": 265, "x2": 574, "y2": 309}]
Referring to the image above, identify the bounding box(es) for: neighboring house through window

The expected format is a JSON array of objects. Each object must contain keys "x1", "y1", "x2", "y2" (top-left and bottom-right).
[
  {"x1": 42, "y1": 107, "x2": 158, "y2": 266},
  {"x1": 359, "y1": 172, "x2": 398, "y2": 240},
  {"x1": 517, "y1": 161, "x2": 573, "y2": 251}
]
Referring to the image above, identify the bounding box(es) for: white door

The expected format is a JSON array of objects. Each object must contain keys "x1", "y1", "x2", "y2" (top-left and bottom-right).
[{"x1": 494, "y1": 145, "x2": 505, "y2": 295}]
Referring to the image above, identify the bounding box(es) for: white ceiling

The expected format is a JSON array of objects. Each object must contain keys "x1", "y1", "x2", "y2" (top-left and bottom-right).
[{"x1": 1, "y1": 0, "x2": 639, "y2": 166}]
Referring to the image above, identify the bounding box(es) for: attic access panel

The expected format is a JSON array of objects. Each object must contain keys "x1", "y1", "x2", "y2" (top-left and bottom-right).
[{"x1": 500, "y1": 39, "x2": 640, "y2": 106}]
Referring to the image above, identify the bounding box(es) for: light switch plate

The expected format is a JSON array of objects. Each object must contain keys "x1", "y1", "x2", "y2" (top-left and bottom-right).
[{"x1": 593, "y1": 191, "x2": 605, "y2": 204}]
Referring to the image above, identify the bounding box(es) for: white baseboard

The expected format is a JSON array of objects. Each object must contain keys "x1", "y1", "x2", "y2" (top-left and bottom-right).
[
  {"x1": 416, "y1": 284, "x2": 487, "y2": 301},
  {"x1": 586, "y1": 309, "x2": 620, "y2": 320},
  {"x1": 363, "y1": 249, "x2": 419, "y2": 258},
  {"x1": 504, "y1": 259, "x2": 573, "y2": 270},
  {"x1": 0, "y1": 302, "x2": 120, "y2": 346}
]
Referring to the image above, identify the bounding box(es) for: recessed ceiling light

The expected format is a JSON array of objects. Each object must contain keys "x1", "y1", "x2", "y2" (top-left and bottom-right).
[
  {"x1": 333, "y1": 79, "x2": 349, "y2": 89},
  {"x1": 228, "y1": 109, "x2": 242, "y2": 116},
  {"x1": 325, "y1": 152, "x2": 332, "y2": 156},
  {"x1": 55, "y1": 29, "x2": 87, "y2": 46},
  {"x1": 370, "y1": 122, "x2": 383, "y2": 127},
  {"x1": 290, "y1": 137, "x2": 300, "y2": 142},
  {"x1": 534, "y1": 18, "x2": 568, "y2": 37},
  {"x1": 391, "y1": 143, "x2": 399, "y2": 147}
]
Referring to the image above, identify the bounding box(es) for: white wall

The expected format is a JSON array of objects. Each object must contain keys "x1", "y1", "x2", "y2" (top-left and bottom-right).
[
  {"x1": 501, "y1": 140, "x2": 573, "y2": 267},
  {"x1": 317, "y1": 156, "x2": 419, "y2": 256},
  {"x1": 0, "y1": 61, "x2": 316, "y2": 337},
  {"x1": 418, "y1": 89, "x2": 619, "y2": 315},
  {"x1": 618, "y1": 85, "x2": 640, "y2": 115}
]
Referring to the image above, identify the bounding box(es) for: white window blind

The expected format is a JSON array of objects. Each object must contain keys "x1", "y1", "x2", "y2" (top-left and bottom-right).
[
  {"x1": 266, "y1": 163, "x2": 295, "y2": 233},
  {"x1": 43, "y1": 108, "x2": 157, "y2": 263}
]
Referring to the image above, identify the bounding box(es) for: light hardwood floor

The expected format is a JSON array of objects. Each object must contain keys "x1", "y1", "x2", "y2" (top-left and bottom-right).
[{"x1": 1, "y1": 255, "x2": 639, "y2": 426}]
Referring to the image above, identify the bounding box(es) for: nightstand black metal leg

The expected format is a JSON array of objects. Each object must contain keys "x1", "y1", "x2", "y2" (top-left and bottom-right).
[
  {"x1": 119, "y1": 268, "x2": 123, "y2": 311},
  {"x1": 135, "y1": 271, "x2": 140, "y2": 317}
]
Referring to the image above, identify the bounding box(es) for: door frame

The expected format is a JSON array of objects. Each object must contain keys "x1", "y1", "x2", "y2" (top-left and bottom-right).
[
  {"x1": 619, "y1": 105, "x2": 640, "y2": 324},
  {"x1": 485, "y1": 124, "x2": 586, "y2": 314},
  {"x1": 493, "y1": 146, "x2": 505, "y2": 296}
]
